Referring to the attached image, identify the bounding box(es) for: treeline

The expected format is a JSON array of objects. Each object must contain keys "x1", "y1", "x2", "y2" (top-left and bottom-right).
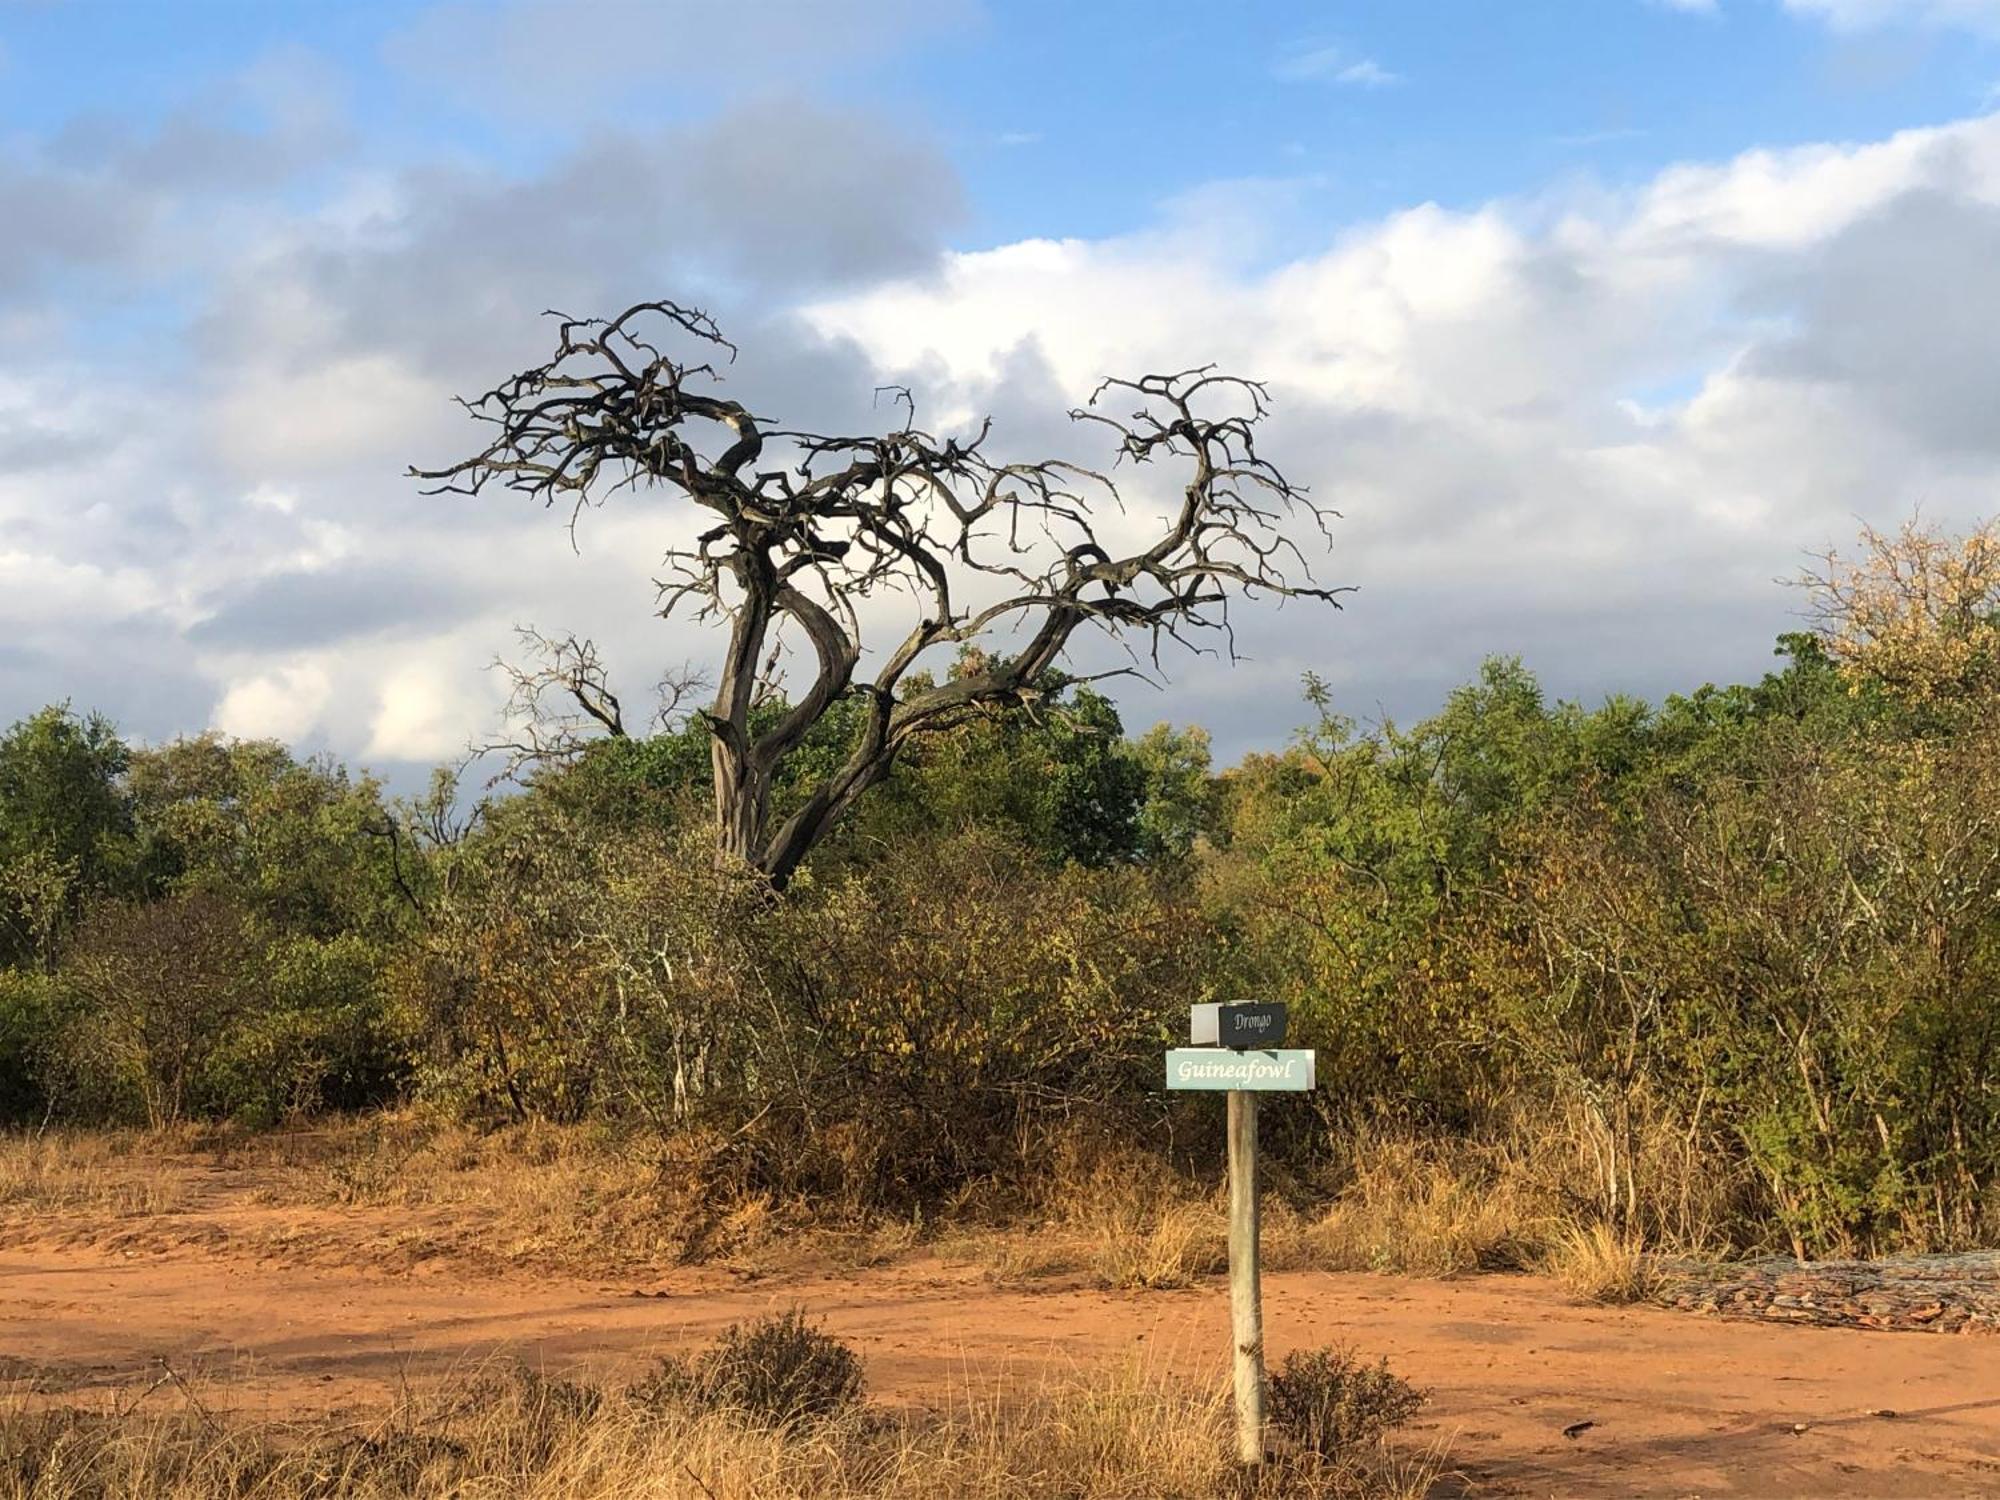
[{"x1": 5, "y1": 518, "x2": 2000, "y2": 1260}]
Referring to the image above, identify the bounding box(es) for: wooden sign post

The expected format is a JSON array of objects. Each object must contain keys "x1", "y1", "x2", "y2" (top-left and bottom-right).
[
  {"x1": 1227, "y1": 1088, "x2": 1263, "y2": 1466},
  {"x1": 1166, "y1": 1006, "x2": 1313, "y2": 1468}
]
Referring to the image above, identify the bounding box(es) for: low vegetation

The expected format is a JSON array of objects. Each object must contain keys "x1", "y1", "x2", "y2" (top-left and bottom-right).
[
  {"x1": 0, "y1": 1320, "x2": 1435, "y2": 1500},
  {"x1": 4, "y1": 515, "x2": 2000, "y2": 1276},
  {"x1": 1266, "y1": 1348, "x2": 1428, "y2": 1464},
  {"x1": 1543, "y1": 1223, "x2": 1662, "y2": 1306},
  {"x1": 638, "y1": 1308, "x2": 866, "y2": 1431}
]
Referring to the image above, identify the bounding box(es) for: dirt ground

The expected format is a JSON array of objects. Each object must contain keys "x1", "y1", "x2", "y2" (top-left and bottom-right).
[{"x1": 5, "y1": 1169, "x2": 2000, "y2": 1498}]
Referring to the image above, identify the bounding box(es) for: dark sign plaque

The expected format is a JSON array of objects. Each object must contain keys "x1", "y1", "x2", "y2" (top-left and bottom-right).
[{"x1": 1217, "y1": 1002, "x2": 1288, "y2": 1049}]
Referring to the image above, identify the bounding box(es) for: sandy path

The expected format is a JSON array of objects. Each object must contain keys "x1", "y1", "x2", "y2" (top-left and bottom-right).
[{"x1": 5, "y1": 1208, "x2": 2000, "y2": 1497}]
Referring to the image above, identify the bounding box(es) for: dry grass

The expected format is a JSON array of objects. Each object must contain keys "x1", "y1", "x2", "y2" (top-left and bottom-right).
[
  {"x1": 1, "y1": 1104, "x2": 1746, "y2": 1293},
  {"x1": 0, "y1": 1359, "x2": 1442, "y2": 1500},
  {"x1": 1279, "y1": 1137, "x2": 1550, "y2": 1277},
  {"x1": 951, "y1": 1132, "x2": 1556, "y2": 1292},
  {"x1": 0, "y1": 1128, "x2": 189, "y2": 1218},
  {"x1": 0, "y1": 1115, "x2": 787, "y2": 1273},
  {"x1": 1544, "y1": 1223, "x2": 1663, "y2": 1305},
  {"x1": 972, "y1": 1231, "x2": 1084, "y2": 1285},
  {"x1": 1085, "y1": 1199, "x2": 1229, "y2": 1290}
]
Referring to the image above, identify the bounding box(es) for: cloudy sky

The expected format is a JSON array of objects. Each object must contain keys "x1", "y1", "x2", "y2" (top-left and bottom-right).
[{"x1": 4, "y1": 0, "x2": 2000, "y2": 783}]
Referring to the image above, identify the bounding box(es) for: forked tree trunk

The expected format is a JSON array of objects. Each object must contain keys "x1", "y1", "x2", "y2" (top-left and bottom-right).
[{"x1": 711, "y1": 739, "x2": 767, "y2": 873}]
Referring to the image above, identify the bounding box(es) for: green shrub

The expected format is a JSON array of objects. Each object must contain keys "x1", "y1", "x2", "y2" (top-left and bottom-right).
[
  {"x1": 200, "y1": 933, "x2": 408, "y2": 1125},
  {"x1": 0, "y1": 969, "x2": 57, "y2": 1124},
  {"x1": 637, "y1": 1307, "x2": 865, "y2": 1429},
  {"x1": 1267, "y1": 1346, "x2": 1425, "y2": 1462}
]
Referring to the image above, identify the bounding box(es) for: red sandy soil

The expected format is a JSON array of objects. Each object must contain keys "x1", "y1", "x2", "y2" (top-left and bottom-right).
[{"x1": 4, "y1": 1181, "x2": 2000, "y2": 1497}]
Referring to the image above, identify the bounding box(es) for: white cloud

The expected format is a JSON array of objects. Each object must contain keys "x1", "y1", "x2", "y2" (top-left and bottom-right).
[
  {"x1": 808, "y1": 113, "x2": 2000, "y2": 734},
  {"x1": 1333, "y1": 59, "x2": 1401, "y2": 88},
  {"x1": 11, "y1": 51, "x2": 2000, "y2": 777},
  {"x1": 212, "y1": 662, "x2": 332, "y2": 744},
  {"x1": 215, "y1": 353, "x2": 441, "y2": 477},
  {"x1": 1784, "y1": 0, "x2": 2000, "y2": 31},
  {"x1": 1274, "y1": 45, "x2": 1402, "y2": 86},
  {"x1": 365, "y1": 645, "x2": 498, "y2": 763}
]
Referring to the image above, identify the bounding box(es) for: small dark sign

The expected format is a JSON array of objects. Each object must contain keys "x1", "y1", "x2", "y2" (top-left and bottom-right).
[{"x1": 1218, "y1": 1002, "x2": 1288, "y2": 1049}]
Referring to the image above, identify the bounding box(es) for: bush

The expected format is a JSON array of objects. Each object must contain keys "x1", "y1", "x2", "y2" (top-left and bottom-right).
[
  {"x1": 1267, "y1": 1346, "x2": 1425, "y2": 1462},
  {"x1": 201, "y1": 933, "x2": 407, "y2": 1125},
  {"x1": 760, "y1": 827, "x2": 1216, "y2": 1205},
  {"x1": 0, "y1": 969, "x2": 57, "y2": 1125},
  {"x1": 1546, "y1": 1222, "x2": 1661, "y2": 1304},
  {"x1": 57, "y1": 891, "x2": 258, "y2": 1127},
  {"x1": 637, "y1": 1307, "x2": 865, "y2": 1429}
]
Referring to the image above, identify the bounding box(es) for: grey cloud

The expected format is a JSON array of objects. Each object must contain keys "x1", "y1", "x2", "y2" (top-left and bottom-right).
[
  {"x1": 0, "y1": 160, "x2": 146, "y2": 296},
  {"x1": 47, "y1": 107, "x2": 340, "y2": 196},
  {"x1": 0, "y1": 622, "x2": 217, "y2": 746},
  {"x1": 0, "y1": 413, "x2": 92, "y2": 472},
  {"x1": 672, "y1": 102, "x2": 964, "y2": 290},
  {"x1": 188, "y1": 562, "x2": 486, "y2": 650},
  {"x1": 1741, "y1": 188, "x2": 2000, "y2": 457},
  {"x1": 203, "y1": 97, "x2": 962, "y2": 397},
  {"x1": 384, "y1": 0, "x2": 978, "y2": 115},
  {"x1": 0, "y1": 73, "x2": 348, "y2": 302}
]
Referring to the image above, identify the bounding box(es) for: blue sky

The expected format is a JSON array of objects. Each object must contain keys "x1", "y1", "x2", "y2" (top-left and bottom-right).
[
  {"x1": 9, "y1": 1, "x2": 1995, "y2": 242},
  {"x1": 4, "y1": 0, "x2": 2000, "y2": 779}
]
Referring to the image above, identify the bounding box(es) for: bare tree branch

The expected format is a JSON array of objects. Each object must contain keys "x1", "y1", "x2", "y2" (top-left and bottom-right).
[
  {"x1": 481, "y1": 627, "x2": 705, "y2": 786},
  {"x1": 415, "y1": 303, "x2": 1348, "y2": 888}
]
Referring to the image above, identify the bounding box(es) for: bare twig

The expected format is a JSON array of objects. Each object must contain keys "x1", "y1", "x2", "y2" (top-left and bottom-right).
[{"x1": 416, "y1": 302, "x2": 1347, "y2": 887}]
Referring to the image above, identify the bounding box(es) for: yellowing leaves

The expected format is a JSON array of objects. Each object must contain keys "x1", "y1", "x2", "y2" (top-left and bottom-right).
[{"x1": 1802, "y1": 514, "x2": 2000, "y2": 706}]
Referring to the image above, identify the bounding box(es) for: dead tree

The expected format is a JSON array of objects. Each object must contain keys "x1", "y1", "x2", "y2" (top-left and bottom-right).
[
  {"x1": 415, "y1": 301, "x2": 1344, "y2": 890},
  {"x1": 481, "y1": 627, "x2": 707, "y2": 786}
]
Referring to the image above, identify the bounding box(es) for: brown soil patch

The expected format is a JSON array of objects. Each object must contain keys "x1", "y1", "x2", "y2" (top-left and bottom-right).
[{"x1": 5, "y1": 1159, "x2": 2000, "y2": 1497}]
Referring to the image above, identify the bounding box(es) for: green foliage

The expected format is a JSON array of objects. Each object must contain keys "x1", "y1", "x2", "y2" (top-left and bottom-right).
[
  {"x1": 399, "y1": 806, "x2": 1211, "y2": 1202},
  {"x1": 202, "y1": 932, "x2": 408, "y2": 1125},
  {"x1": 761, "y1": 826, "x2": 1214, "y2": 1200},
  {"x1": 0, "y1": 705, "x2": 133, "y2": 970},
  {"x1": 1503, "y1": 719, "x2": 2000, "y2": 1252},
  {"x1": 0, "y1": 968, "x2": 58, "y2": 1123},
  {"x1": 527, "y1": 670, "x2": 1157, "y2": 871},
  {"x1": 126, "y1": 734, "x2": 415, "y2": 941},
  {"x1": 531, "y1": 730, "x2": 713, "y2": 832},
  {"x1": 57, "y1": 890, "x2": 260, "y2": 1127},
  {"x1": 9, "y1": 516, "x2": 2000, "y2": 1260},
  {"x1": 398, "y1": 800, "x2": 761, "y2": 1125},
  {"x1": 637, "y1": 1308, "x2": 865, "y2": 1430},
  {"x1": 1267, "y1": 1347, "x2": 1426, "y2": 1461},
  {"x1": 863, "y1": 680, "x2": 1148, "y2": 867},
  {"x1": 0, "y1": 716, "x2": 419, "y2": 1126},
  {"x1": 1132, "y1": 722, "x2": 1215, "y2": 859}
]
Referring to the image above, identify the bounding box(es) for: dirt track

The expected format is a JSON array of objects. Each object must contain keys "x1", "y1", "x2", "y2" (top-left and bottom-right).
[{"x1": 5, "y1": 1185, "x2": 2000, "y2": 1497}]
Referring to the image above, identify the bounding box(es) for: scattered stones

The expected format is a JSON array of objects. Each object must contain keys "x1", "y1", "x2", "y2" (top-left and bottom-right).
[{"x1": 1652, "y1": 1252, "x2": 2000, "y2": 1334}]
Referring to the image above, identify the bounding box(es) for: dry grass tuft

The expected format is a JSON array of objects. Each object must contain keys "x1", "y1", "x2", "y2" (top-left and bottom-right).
[
  {"x1": 0, "y1": 1357, "x2": 1439, "y2": 1500},
  {"x1": 1544, "y1": 1222, "x2": 1662, "y2": 1305},
  {"x1": 1267, "y1": 1139, "x2": 1548, "y2": 1278},
  {"x1": 1088, "y1": 1199, "x2": 1228, "y2": 1291},
  {"x1": 0, "y1": 1129, "x2": 189, "y2": 1218},
  {"x1": 972, "y1": 1232, "x2": 1084, "y2": 1285}
]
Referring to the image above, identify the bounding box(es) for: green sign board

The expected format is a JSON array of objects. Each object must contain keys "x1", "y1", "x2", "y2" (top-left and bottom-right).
[{"x1": 1165, "y1": 1048, "x2": 1316, "y2": 1092}]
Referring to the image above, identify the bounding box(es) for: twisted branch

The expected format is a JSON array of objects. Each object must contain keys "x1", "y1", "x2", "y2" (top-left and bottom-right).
[{"x1": 415, "y1": 303, "x2": 1347, "y2": 888}]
